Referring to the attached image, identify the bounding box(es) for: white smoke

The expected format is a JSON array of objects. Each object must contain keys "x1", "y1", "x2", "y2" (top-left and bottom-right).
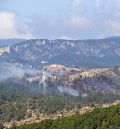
[
  {"x1": 0, "y1": 62, "x2": 38, "y2": 80},
  {"x1": 0, "y1": 62, "x2": 81, "y2": 96},
  {"x1": 40, "y1": 70, "x2": 47, "y2": 94},
  {"x1": 39, "y1": 67, "x2": 51, "y2": 94},
  {"x1": 58, "y1": 86, "x2": 79, "y2": 96}
]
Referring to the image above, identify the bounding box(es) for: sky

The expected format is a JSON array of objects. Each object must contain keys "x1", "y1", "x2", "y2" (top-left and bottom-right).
[{"x1": 0, "y1": 0, "x2": 120, "y2": 39}]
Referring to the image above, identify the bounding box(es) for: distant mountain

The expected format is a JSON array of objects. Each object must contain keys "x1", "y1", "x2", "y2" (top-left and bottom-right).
[
  {"x1": 0, "y1": 37, "x2": 120, "y2": 68},
  {"x1": 105, "y1": 36, "x2": 120, "y2": 40},
  {"x1": 0, "y1": 39, "x2": 26, "y2": 47}
]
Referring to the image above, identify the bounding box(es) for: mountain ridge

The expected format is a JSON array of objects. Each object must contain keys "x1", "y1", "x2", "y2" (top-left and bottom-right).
[{"x1": 0, "y1": 37, "x2": 120, "y2": 68}]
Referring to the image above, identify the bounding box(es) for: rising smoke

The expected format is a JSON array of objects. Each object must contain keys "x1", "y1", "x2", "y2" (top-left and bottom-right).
[
  {"x1": 0, "y1": 62, "x2": 80, "y2": 97},
  {"x1": 58, "y1": 86, "x2": 79, "y2": 96},
  {"x1": 0, "y1": 62, "x2": 38, "y2": 80}
]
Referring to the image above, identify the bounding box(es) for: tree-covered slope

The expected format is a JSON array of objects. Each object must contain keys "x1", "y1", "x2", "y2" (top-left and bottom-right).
[{"x1": 10, "y1": 104, "x2": 120, "y2": 129}]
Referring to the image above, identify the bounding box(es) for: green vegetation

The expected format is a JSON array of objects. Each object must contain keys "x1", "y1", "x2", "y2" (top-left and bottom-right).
[
  {"x1": 0, "y1": 78, "x2": 120, "y2": 123},
  {"x1": 9, "y1": 104, "x2": 120, "y2": 129}
]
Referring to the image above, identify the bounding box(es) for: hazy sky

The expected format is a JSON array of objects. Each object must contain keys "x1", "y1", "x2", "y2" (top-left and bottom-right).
[{"x1": 0, "y1": 0, "x2": 120, "y2": 39}]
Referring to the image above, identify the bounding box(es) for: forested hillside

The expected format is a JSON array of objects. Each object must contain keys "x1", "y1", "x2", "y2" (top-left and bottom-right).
[{"x1": 9, "y1": 104, "x2": 120, "y2": 129}]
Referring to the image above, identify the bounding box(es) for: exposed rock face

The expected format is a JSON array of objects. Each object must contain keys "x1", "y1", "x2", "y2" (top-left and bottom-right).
[{"x1": 0, "y1": 46, "x2": 10, "y2": 56}]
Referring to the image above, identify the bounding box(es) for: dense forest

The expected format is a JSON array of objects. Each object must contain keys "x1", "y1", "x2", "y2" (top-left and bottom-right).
[{"x1": 9, "y1": 104, "x2": 120, "y2": 129}]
